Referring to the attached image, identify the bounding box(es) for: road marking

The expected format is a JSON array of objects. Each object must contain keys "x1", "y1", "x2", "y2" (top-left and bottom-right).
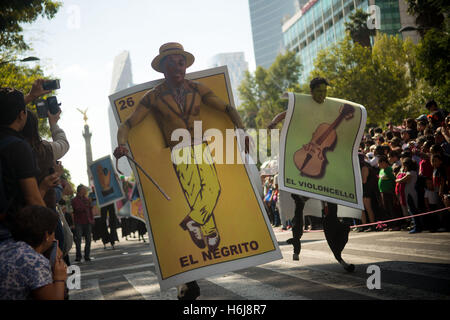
[
  {"x1": 344, "y1": 243, "x2": 450, "y2": 261},
  {"x1": 261, "y1": 258, "x2": 450, "y2": 300},
  {"x1": 377, "y1": 236, "x2": 450, "y2": 246},
  {"x1": 82, "y1": 263, "x2": 155, "y2": 277},
  {"x1": 281, "y1": 243, "x2": 450, "y2": 281},
  {"x1": 125, "y1": 271, "x2": 177, "y2": 300},
  {"x1": 70, "y1": 250, "x2": 152, "y2": 264},
  {"x1": 206, "y1": 272, "x2": 310, "y2": 300},
  {"x1": 70, "y1": 279, "x2": 104, "y2": 300}
]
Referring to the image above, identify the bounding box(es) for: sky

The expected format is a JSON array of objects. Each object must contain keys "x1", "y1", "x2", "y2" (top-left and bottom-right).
[{"x1": 22, "y1": 0, "x2": 256, "y2": 187}]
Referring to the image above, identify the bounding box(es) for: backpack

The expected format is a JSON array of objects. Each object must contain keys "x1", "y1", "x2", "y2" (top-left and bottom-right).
[{"x1": 0, "y1": 136, "x2": 21, "y2": 214}]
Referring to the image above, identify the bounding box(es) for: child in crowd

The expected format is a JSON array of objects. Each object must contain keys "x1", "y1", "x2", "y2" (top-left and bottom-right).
[
  {"x1": 396, "y1": 157, "x2": 423, "y2": 233},
  {"x1": 0, "y1": 206, "x2": 68, "y2": 300},
  {"x1": 378, "y1": 156, "x2": 400, "y2": 231},
  {"x1": 270, "y1": 180, "x2": 281, "y2": 227},
  {"x1": 424, "y1": 178, "x2": 442, "y2": 232}
]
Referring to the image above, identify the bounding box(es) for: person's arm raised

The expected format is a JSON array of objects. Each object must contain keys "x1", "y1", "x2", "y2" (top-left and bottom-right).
[
  {"x1": 268, "y1": 111, "x2": 286, "y2": 129},
  {"x1": 23, "y1": 79, "x2": 52, "y2": 105},
  {"x1": 20, "y1": 177, "x2": 46, "y2": 207},
  {"x1": 115, "y1": 103, "x2": 150, "y2": 158}
]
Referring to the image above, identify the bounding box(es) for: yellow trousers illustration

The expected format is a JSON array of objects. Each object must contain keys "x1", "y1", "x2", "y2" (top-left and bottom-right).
[{"x1": 172, "y1": 142, "x2": 221, "y2": 237}]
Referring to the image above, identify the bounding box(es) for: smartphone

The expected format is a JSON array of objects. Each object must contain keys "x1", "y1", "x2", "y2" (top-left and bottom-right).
[
  {"x1": 43, "y1": 79, "x2": 60, "y2": 91},
  {"x1": 49, "y1": 240, "x2": 58, "y2": 270}
]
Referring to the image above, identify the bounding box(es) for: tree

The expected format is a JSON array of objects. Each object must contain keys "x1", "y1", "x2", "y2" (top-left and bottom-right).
[
  {"x1": 414, "y1": 26, "x2": 450, "y2": 109},
  {"x1": 405, "y1": 0, "x2": 448, "y2": 37},
  {"x1": 0, "y1": 60, "x2": 53, "y2": 137},
  {"x1": 0, "y1": 0, "x2": 61, "y2": 52},
  {"x1": 405, "y1": 0, "x2": 450, "y2": 109},
  {"x1": 311, "y1": 34, "x2": 418, "y2": 126},
  {"x1": 344, "y1": 9, "x2": 376, "y2": 48},
  {"x1": 238, "y1": 50, "x2": 303, "y2": 129}
]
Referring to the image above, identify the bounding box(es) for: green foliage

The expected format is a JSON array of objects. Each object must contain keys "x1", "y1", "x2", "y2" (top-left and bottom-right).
[
  {"x1": 414, "y1": 22, "x2": 450, "y2": 108},
  {"x1": 311, "y1": 34, "x2": 422, "y2": 126},
  {"x1": 344, "y1": 9, "x2": 376, "y2": 48},
  {"x1": 405, "y1": 0, "x2": 448, "y2": 37},
  {"x1": 238, "y1": 51, "x2": 303, "y2": 129},
  {"x1": 0, "y1": 0, "x2": 61, "y2": 51},
  {"x1": 0, "y1": 59, "x2": 52, "y2": 137}
]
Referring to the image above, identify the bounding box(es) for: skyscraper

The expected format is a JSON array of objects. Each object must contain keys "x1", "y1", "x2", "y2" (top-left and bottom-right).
[
  {"x1": 209, "y1": 52, "x2": 248, "y2": 107},
  {"x1": 108, "y1": 51, "x2": 134, "y2": 176},
  {"x1": 248, "y1": 0, "x2": 307, "y2": 69}
]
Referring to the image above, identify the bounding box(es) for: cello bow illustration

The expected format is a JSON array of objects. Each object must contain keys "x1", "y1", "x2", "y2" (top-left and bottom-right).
[{"x1": 116, "y1": 155, "x2": 171, "y2": 201}]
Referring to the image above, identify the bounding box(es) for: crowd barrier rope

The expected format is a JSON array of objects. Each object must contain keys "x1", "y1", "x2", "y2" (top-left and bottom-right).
[{"x1": 286, "y1": 206, "x2": 450, "y2": 233}]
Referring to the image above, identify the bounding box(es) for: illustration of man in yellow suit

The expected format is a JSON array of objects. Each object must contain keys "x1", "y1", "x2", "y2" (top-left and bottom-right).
[{"x1": 114, "y1": 43, "x2": 245, "y2": 254}]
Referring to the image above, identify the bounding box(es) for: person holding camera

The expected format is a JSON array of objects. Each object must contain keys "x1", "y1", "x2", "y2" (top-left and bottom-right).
[
  {"x1": 21, "y1": 79, "x2": 70, "y2": 252},
  {"x1": 0, "y1": 81, "x2": 51, "y2": 242}
]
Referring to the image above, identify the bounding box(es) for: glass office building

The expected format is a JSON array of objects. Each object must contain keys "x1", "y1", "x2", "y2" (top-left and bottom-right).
[
  {"x1": 282, "y1": 0, "x2": 405, "y2": 84},
  {"x1": 209, "y1": 52, "x2": 249, "y2": 107},
  {"x1": 249, "y1": 0, "x2": 308, "y2": 69}
]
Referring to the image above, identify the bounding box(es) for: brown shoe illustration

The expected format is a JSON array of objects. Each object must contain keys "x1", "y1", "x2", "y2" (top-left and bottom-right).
[
  {"x1": 180, "y1": 217, "x2": 205, "y2": 249},
  {"x1": 205, "y1": 232, "x2": 220, "y2": 252}
]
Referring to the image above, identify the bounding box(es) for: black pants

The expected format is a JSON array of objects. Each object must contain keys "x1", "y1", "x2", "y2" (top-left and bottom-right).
[
  {"x1": 407, "y1": 194, "x2": 423, "y2": 230},
  {"x1": 74, "y1": 224, "x2": 92, "y2": 260},
  {"x1": 291, "y1": 194, "x2": 306, "y2": 243},
  {"x1": 100, "y1": 204, "x2": 119, "y2": 246},
  {"x1": 381, "y1": 192, "x2": 400, "y2": 227}
]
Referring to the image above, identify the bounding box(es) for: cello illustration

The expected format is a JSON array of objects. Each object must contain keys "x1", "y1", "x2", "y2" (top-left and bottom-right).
[{"x1": 294, "y1": 103, "x2": 355, "y2": 178}]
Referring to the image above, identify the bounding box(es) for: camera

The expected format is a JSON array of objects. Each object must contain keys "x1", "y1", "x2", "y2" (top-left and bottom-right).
[
  {"x1": 42, "y1": 79, "x2": 60, "y2": 91},
  {"x1": 36, "y1": 96, "x2": 61, "y2": 118}
]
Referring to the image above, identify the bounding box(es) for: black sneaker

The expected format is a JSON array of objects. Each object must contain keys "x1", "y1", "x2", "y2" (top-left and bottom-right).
[{"x1": 84, "y1": 257, "x2": 91, "y2": 262}]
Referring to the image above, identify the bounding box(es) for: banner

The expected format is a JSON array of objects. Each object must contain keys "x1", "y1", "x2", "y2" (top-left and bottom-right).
[
  {"x1": 109, "y1": 66, "x2": 281, "y2": 290},
  {"x1": 88, "y1": 156, "x2": 125, "y2": 208},
  {"x1": 115, "y1": 181, "x2": 145, "y2": 222},
  {"x1": 279, "y1": 93, "x2": 366, "y2": 210}
]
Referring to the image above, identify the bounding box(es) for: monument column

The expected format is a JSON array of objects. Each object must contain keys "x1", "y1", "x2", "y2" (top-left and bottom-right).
[
  {"x1": 78, "y1": 108, "x2": 94, "y2": 184},
  {"x1": 83, "y1": 123, "x2": 93, "y2": 183}
]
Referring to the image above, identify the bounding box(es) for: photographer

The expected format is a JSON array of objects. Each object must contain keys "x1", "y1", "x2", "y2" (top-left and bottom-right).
[
  {"x1": 0, "y1": 81, "x2": 50, "y2": 241},
  {"x1": 21, "y1": 79, "x2": 70, "y2": 254}
]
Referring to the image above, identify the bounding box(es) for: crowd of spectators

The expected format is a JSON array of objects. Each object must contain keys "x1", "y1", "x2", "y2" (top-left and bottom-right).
[
  {"x1": 357, "y1": 100, "x2": 450, "y2": 233},
  {"x1": 262, "y1": 100, "x2": 449, "y2": 234},
  {"x1": 0, "y1": 81, "x2": 73, "y2": 300}
]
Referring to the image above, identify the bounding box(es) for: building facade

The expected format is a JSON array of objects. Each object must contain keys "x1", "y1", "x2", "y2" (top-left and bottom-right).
[
  {"x1": 282, "y1": 0, "x2": 418, "y2": 84},
  {"x1": 209, "y1": 52, "x2": 248, "y2": 107},
  {"x1": 248, "y1": 0, "x2": 308, "y2": 69}
]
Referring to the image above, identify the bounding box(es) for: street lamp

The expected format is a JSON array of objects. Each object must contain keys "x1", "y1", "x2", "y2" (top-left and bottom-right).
[
  {"x1": 0, "y1": 56, "x2": 40, "y2": 65},
  {"x1": 18, "y1": 56, "x2": 40, "y2": 62},
  {"x1": 398, "y1": 25, "x2": 422, "y2": 33}
]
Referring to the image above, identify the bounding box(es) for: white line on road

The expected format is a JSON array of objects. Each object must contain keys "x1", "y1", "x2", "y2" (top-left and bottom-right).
[
  {"x1": 261, "y1": 258, "x2": 450, "y2": 300},
  {"x1": 70, "y1": 279, "x2": 104, "y2": 300},
  {"x1": 125, "y1": 271, "x2": 178, "y2": 300},
  {"x1": 206, "y1": 272, "x2": 310, "y2": 300},
  {"x1": 82, "y1": 263, "x2": 155, "y2": 278}
]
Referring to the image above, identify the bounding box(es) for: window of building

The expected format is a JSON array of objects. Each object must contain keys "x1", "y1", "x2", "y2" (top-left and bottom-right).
[{"x1": 332, "y1": 0, "x2": 342, "y2": 12}]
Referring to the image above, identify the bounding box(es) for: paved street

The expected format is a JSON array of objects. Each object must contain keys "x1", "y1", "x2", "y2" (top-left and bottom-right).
[{"x1": 68, "y1": 227, "x2": 450, "y2": 300}]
